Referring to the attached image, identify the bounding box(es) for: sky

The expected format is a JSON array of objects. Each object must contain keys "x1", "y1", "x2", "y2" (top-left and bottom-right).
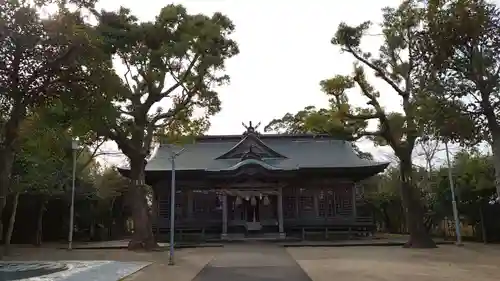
[{"x1": 88, "y1": 0, "x2": 471, "y2": 168}]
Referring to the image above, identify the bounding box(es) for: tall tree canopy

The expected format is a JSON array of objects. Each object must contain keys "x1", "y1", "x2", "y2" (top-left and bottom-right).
[
  {"x1": 0, "y1": 0, "x2": 102, "y2": 238},
  {"x1": 298, "y1": 0, "x2": 436, "y2": 247},
  {"x1": 419, "y1": 0, "x2": 500, "y2": 199},
  {"x1": 70, "y1": 5, "x2": 240, "y2": 249}
]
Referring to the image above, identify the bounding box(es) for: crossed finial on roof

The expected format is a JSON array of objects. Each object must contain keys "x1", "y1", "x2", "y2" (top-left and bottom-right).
[{"x1": 242, "y1": 121, "x2": 261, "y2": 134}]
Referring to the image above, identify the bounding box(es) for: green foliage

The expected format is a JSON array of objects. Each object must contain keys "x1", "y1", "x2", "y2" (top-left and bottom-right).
[
  {"x1": 157, "y1": 116, "x2": 210, "y2": 145},
  {"x1": 95, "y1": 168, "x2": 130, "y2": 199},
  {"x1": 69, "y1": 4, "x2": 239, "y2": 164},
  {"x1": 11, "y1": 109, "x2": 100, "y2": 195},
  {"x1": 0, "y1": 0, "x2": 104, "y2": 110},
  {"x1": 264, "y1": 103, "x2": 374, "y2": 159},
  {"x1": 367, "y1": 149, "x2": 498, "y2": 233},
  {"x1": 419, "y1": 0, "x2": 500, "y2": 144},
  {"x1": 327, "y1": 0, "x2": 443, "y2": 246},
  {"x1": 329, "y1": 0, "x2": 428, "y2": 152}
]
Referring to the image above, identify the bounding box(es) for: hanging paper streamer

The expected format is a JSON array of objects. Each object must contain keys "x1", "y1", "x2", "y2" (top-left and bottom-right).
[
  {"x1": 250, "y1": 196, "x2": 256, "y2": 206},
  {"x1": 263, "y1": 195, "x2": 270, "y2": 206}
]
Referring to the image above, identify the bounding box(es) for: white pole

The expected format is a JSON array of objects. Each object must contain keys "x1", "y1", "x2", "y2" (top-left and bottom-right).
[
  {"x1": 68, "y1": 140, "x2": 78, "y2": 250},
  {"x1": 444, "y1": 141, "x2": 463, "y2": 246},
  {"x1": 168, "y1": 147, "x2": 185, "y2": 266}
]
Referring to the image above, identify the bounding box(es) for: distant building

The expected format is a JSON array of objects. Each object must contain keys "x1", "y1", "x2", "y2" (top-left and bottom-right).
[{"x1": 119, "y1": 122, "x2": 388, "y2": 241}]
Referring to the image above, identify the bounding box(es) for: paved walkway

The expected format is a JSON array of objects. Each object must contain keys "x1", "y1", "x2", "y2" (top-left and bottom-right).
[{"x1": 193, "y1": 242, "x2": 312, "y2": 281}]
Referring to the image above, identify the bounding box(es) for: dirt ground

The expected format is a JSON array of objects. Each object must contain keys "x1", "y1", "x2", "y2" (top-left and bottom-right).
[
  {"x1": 287, "y1": 244, "x2": 500, "y2": 281},
  {"x1": 2, "y1": 243, "x2": 500, "y2": 281},
  {"x1": 2, "y1": 246, "x2": 219, "y2": 281}
]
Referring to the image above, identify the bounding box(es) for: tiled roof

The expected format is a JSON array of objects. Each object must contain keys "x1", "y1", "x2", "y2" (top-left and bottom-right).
[{"x1": 139, "y1": 133, "x2": 388, "y2": 172}]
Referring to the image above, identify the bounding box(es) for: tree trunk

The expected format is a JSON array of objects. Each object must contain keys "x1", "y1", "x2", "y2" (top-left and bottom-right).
[
  {"x1": 0, "y1": 148, "x2": 15, "y2": 243},
  {"x1": 480, "y1": 95, "x2": 500, "y2": 199},
  {"x1": 478, "y1": 203, "x2": 487, "y2": 244},
  {"x1": 34, "y1": 198, "x2": 47, "y2": 246},
  {"x1": 381, "y1": 205, "x2": 393, "y2": 232},
  {"x1": 398, "y1": 157, "x2": 437, "y2": 248},
  {"x1": 108, "y1": 197, "x2": 115, "y2": 239},
  {"x1": 127, "y1": 157, "x2": 157, "y2": 250},
  {"x1": 4, "y1": 193, "x2": 19, "y2": 255},
  {"x1": 0, "y1": 105, "x2": 25, "y2": 244},
  {"x1": 489, "y1": 131, "x2": 500, "y2": 200}
]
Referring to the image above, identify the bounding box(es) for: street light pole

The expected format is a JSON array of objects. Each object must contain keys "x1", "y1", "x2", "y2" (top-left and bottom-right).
[
  {"x1": 68, "y1": 139, "x2": 78, "y2": 250},
  {"x1": 168, "y1": 147, "x2": 185, "y2": 266},
  {"x1": 444, "y1": 141, "x2": 463, "y2": 246}
]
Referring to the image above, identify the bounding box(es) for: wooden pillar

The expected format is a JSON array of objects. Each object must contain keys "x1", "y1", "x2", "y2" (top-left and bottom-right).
[
  {"x1": 352, "y1": 183, "x2": 357, "y2": 219},
  {"x1": 277, "y1": 187, "x2": 285, "y2": 237},
  {"x1": 295, "y1": 189, "x2": 300, "y2": 218},
  {"x1": 187, "y1": 189, "x2": 193, "y2": 219},
  {"x1": 221, "y1": 193, "x2": 228, "y2": 239},
  {"x1": 313, "y1": 189, "x2": 319, "y2": 217}
]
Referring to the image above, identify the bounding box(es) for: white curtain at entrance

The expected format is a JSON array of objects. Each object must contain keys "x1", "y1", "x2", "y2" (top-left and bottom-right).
[{"x1": 263, "y1": 195, "x2": 270, "y2": 206}]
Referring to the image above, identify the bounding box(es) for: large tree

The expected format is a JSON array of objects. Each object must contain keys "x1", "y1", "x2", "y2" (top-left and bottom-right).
[
  {"x1": 324, "y1": 0, "x2": 436, "y2": 247},
  {"x1": 0, "y1": 0, "x2": 101, "y2": 239},
  {"x1": 419, "y1": 0, "x2": 500, "y2": 199},
  {"x1": 73, "y1": 5, "x2": 239, "y2": 249}
]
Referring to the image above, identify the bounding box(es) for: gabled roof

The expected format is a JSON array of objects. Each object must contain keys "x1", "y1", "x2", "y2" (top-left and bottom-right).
[
  {"x1": 137, "y1": 133, "x2": 388, "y2": 172},
  {"x1": 216, "y1": 132, "x2": 287, "y2": 160}
]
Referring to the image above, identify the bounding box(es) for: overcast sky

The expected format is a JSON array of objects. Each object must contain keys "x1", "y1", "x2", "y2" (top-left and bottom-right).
[{"x1": 89, "y1": 0, "x2": 488, "y2": 167}]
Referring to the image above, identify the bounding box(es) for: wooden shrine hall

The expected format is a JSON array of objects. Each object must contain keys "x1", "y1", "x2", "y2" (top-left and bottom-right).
[{"x1": 120, "y1": 122, "x2": 389, "y2": 241}]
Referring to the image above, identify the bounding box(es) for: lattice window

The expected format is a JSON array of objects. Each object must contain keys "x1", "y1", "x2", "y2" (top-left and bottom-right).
[
  {"x1": 158, "y1": 190, "x2": 183, "y2": 219},
  {"x1": 318, "y1": 190, "x2": 326, "y2": 217},
  {"x1": 283, "y1": 187, "x2": 298, "y2": 219},
  {"x1": 326, "y1": 189, "x2": 335, "y2": 217},
  {"x1": 159, "y1": 199, "x2": 170, "y2": 219},
  {"x1": 299, "y1": 195, "x2": 314, "y2": 213},
  {"x1": 193, "y1": 190, "x2": 221, "y2": 219},
  {"x1": 335, "y1": 185, "x2": 353, "y2": 216},
  {"x1": 175, "y1": 191, "x2": 184, "y2": 220}
]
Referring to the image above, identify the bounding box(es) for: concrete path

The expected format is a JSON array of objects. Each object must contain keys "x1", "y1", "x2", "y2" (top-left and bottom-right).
[{"x1": 193, "y1": 242, "x2": 312, "y2": 281}]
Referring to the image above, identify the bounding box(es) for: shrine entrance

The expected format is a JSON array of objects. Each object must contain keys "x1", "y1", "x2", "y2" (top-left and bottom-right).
[
  {"x1": 221, "y1": 188, "x2": 285, "y2": 238},
  {"x1": 243, "y1": 196, "x2": 260, "y2": 223}
]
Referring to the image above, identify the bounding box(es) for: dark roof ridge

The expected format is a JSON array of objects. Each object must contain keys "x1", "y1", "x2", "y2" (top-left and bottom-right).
[{"x1": 195, "y1": 133, "x2": 349, "y2": 142}]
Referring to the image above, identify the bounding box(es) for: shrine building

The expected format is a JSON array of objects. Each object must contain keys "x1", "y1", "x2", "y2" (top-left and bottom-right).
[{"x1": 120, "y1": 122, "x2": 389, "y2": 241}]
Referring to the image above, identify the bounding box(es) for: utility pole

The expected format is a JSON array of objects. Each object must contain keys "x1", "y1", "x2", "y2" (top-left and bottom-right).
[
  {"x1": 444, "y1": 141, "x2": 463, "y2": 246},
  {"x1": 168, "y1": 147, "x2": 185, "y2": 266},
  {"x1": 68, "y1": 139, "x2": 79, "y2": 250}
]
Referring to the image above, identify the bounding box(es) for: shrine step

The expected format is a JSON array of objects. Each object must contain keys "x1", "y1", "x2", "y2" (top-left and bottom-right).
[{"x1": 223, "y1": 232, "x2": 286, "y2": 241}]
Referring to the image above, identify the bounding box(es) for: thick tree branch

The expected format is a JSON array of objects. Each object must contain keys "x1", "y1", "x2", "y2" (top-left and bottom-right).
[
  {"x1": 354, "y1": 130, "x2": 382, "y2": 140},
  {"x1": 345, "y1": 46, "x2": 406, "y2": 96},
  {"x1": 353, "y1": 74, "x2": 400, "y2": 149},
  {"x1": 24, "y1": 46, "x2": 78, "y2": 91},
  {"x1": 160, "y1": 54, "x2": 200, "y2": 98},
  {"x1": 344, "y1": 113, "x2": 379, "y2": 120}
]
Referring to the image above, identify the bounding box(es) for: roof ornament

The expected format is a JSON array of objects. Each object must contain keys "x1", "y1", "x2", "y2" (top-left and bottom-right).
[
  {"x1": 242, "y1": 121, "x2": 261, "y2": 135},
  {"x1": 241, "y1": 144, "x2": 261, "y2": 161}
]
